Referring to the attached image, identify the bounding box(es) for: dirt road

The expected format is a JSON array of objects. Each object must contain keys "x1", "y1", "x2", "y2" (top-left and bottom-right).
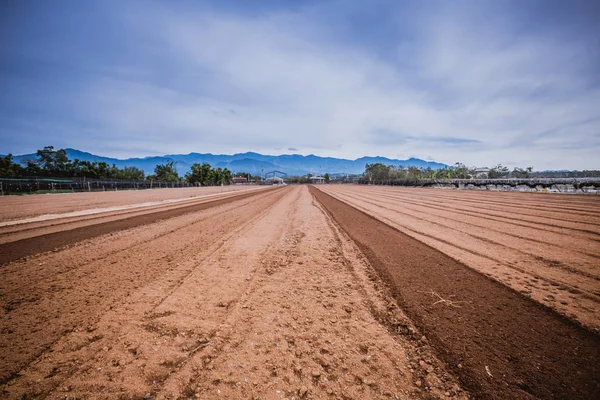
[
  {"x1": 0, "y1": 186, "x2": 464, "y2": 399},
  {"x1": 316, "y1": 185, "x2": 600, "y2": 331}
]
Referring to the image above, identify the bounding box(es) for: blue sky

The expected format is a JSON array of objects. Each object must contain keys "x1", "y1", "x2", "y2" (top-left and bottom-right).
[{"x1": 1, "y1": 0, "x2": 599, "y2": 169}]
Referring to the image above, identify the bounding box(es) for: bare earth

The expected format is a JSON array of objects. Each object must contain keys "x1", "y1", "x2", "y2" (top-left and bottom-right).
[
  {"x1": 317, "y1": 185, "x2": 600, "y2": 332},
  {"x1": 0, "y1": 186, "x2": 465, "y2": 399},
  {"x1": 1, "y1": 185, "x2": 598, "y2": 399},
  {"x1": 0, "y1": 186, "x2": 264, "y2": 222}
]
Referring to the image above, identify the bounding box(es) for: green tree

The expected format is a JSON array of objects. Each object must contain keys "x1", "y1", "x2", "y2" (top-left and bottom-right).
[
  {"x1": 154, "y1": 161, "x2": 179, "y2": 182},
  {"x1": 511, "y1": 166, "x2": 533, "y2": 178},
  {"x1": 446, "y1": 163, "x2": 472, "y2": 179},
  {"x1": 119, "y1": 166, "x2": 145, "y2": 180},
  {"x1": 23, "y1": 159, "x2": 41, "y2": 176},
  {"x1": 324, "y1": 173, "x2": 330, "y2": 183},
  {"x1": 0, "y1": 154, "x2": 25, "y2": 177},
  {"x1": 364, "y1": 163, "x2": 390, "y2": 182},
  {"x1": 488, "y1": 164, "x2": 509, "y2": 179},
  {"x1": 220, "y1": 168, "x2": 232, "y2": 185},
  {"x1": 186, "y1": 162, "x2": 214, "y2": 186},
  {"x1": 36, "y1": 146, "x2": 72, "y2": 176}
]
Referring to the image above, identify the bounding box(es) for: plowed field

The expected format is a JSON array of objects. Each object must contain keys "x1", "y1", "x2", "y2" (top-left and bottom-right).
[
  {"x1": 1, "y1": 185, "x2": 598, "y2": 399},
  {"x1": 317, "y1": 185, "x2": 600, "y2": 331}
]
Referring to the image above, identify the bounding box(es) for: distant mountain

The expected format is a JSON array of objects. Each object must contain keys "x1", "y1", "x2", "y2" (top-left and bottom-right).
[{"x1": 10, "y1": 148, "x2": 447, "y2": 176}]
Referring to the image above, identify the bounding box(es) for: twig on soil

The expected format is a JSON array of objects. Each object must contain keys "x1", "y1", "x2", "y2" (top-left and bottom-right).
[
  {"x1": 189, "y1": 340, "x2": 210, "y2": 354},
  {"x1": 427, "y1": 290, "x2": 470, "y2": 308}
]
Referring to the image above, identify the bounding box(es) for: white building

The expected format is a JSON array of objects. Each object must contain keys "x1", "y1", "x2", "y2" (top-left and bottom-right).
[
  {"x1": 264, "y1": 176, "x2": 285, "y2": 185},
  {"x1": 473, "y1": 167, "x2": 490, "y2": 178}
]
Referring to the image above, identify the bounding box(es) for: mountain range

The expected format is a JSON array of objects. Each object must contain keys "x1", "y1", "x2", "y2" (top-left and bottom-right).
[{"x1": 10, "y1": 149, "x2": 447, "y2": 176}]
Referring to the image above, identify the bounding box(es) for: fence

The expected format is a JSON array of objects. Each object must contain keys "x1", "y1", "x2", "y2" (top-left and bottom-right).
[
  {"x1": 0, "y1": 177, "x2": 194, "y2": 195},
  {"x1": 357, "y1": 177, "x2": 600, "y2": 194},
  {"x1": 358, "y1": 177, "x2": 600, "y2": 186}
]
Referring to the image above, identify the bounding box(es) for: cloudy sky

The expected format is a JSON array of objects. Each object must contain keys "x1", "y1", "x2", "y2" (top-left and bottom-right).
[{"x1": 1, "y1": 0, "x2": 599, "y2": 169}]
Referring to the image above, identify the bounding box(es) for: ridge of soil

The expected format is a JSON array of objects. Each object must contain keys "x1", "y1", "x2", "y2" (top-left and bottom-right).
[
  {"x1": 310, "y1": 186, "x2": 600, "y2": 399},
  {"x1": 317, "y1": 185, "x2": 600, "y2": 332},
  {"x1": 0, "y1": 186, "x2": 262, "y2": 221},
  {"x1": 0, "y1": 187, "x2": 281, "y2": 265},
  {"x1": 1, "y1": 186, "x2": 466, "y2": 399}
]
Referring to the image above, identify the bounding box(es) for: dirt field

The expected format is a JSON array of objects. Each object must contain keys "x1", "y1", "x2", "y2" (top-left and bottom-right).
[
  {"x1": 0, "y1": 186, "x2": 265, "y2": 222},
  {"x1": 1, "y1": 185, "x2": 598, "y2": 399},
  {"x1": 317, "y1": 185, "x2": 600, "y2": 332},
  {"x1": 0, "y1": 186, "x2": 466, "y2": 399}
]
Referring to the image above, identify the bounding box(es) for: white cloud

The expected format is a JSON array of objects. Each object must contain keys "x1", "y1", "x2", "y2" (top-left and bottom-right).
[{"x1": 64, "y1": 0, "x2": 600, "y2": 169}]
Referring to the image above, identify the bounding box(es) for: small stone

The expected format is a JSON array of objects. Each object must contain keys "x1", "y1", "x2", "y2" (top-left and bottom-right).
[
  {"x1": 299, "y1": 385, "x2": 308, "y2": 397},
  {"x1": 457, "y1": 363, "x2": 462, "y2": 369},
  {"x1": 312, "y1": 370, "x2": 321, "y2": 378},
  {"x1": 415, "y1": 380, "x2": 422, "y2": 387}
]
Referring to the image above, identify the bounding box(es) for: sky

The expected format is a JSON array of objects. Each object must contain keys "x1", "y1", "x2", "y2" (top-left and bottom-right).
[{"x1": 1, "y1": 0, "x2": 599, "y2": 170}]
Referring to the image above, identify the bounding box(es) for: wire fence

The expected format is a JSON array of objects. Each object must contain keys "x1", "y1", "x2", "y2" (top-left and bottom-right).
[
  {"x1": 357, "y1": 177, "x2": 600, "y2": 188},
  {"x1": 0, "y1": 176, "x2": 196, "y2": 195}
]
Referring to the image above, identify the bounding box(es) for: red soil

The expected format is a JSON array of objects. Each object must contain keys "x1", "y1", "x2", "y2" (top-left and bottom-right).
[
  {"x1": 317, "y1": 185, "x2": 600, "y2": 332},
  {"x1": 0, "y1": 186, "x2": 263, "y2": 222},
  {"x1": 0, "y1": 187, "x2": 466, "y2": 399},
  {"x1": 312, "y1": 186, "x2": 600, "y2": 399},
  {"x1": 2, "y1": 184, "x2": 598, "y2": 399}
]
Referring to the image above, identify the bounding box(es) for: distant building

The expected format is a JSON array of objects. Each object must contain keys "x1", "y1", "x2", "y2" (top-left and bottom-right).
[
  {"x1": 311, "y1": 176, "x2": 325, "y2": 184},
  {"x1": 264, "y1": 176, "x2": 285, "y2": 185},
  {"x1": 232, "y1": 177, "x2": 247, "y2": 184},
  {"x1": 473, "y1": 167, "x2": 490, "y2": 178}
]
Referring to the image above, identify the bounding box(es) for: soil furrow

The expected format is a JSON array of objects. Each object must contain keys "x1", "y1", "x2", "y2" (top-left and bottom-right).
[
  {"x1": 0, "y1": 189, "x2": 285, "y2": 310},
  {"x1": 311, "y1": 186, "x2": 600, "y2": 399},
  {"x1": 321, "y1": 186, "x2": 600, "y2": 329},
  {"x1": 333, "y1": 190, "x2": 600, "y2": 269},
  {"x1": 386, "y1": 188, "x2": 600, "y2": 214},
  {"x1": 11, "y1": 186, "x2": 294, "y2": 397},
  {"x1": 340, "y1": 186, "x2": 600, "y2": 234},
  {"x1": 0, "y1": 187, "x2": 280, "y2": 265},
  {"x1": 349, "y1": 188, "x2": 600, "y2": 251},
  {"x1": 0, "y1": 188, "x2": 289, "y2": 387},
  {"x1": 325, "y1": 189, "x2": 599, "y2": 287},
  {"x1": 0, "y1": 186, "x2": 264, "y2": 222}
]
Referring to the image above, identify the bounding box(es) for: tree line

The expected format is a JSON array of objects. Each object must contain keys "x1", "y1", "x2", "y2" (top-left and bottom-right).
[
  {"x1": 362, "y1": 163, "x2": 481, "y2": 183},
  {"x1": 362, "y1": 163, "x2": 600, "y2": 183},
  {"x1": 1, "y1": 147, "x2": 146, "y2": 180},
  {"x1": 0, "y1": 146, "x2": 257, "y2": 186}
]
